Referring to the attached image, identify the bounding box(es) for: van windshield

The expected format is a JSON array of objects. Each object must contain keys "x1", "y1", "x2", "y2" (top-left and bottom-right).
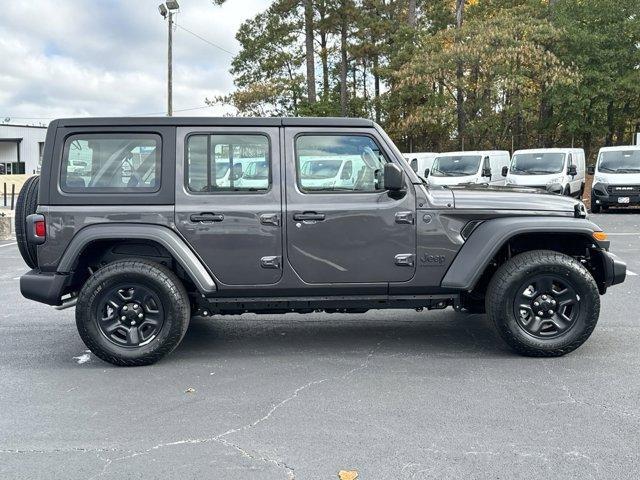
[
  {"x1": 598, "y1": 150, "x2": 640, "y2": 173},
  {"x1": 300, "y1": 160, "x2": 343, "y2": 179},
  {"x1": 510, "y1": 153, "x2": 565, "y2": 175},
  {"x1": 431, "y1": 155, "x2": 481, "y2": 177}
]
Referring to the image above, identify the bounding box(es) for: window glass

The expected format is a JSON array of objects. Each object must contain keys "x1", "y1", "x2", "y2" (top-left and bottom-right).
[
  {"x1": 432, "y1": 155, "x2": 481, "y2": 177},
  {"x1": 61, "y1": 134, "x2": 160, "y2": 192},
  {"x1": 295, "y1": 135, "x2": 388, "y2": 192},
  {"x1": 186, "y1": 134, "x2": 269, "y2": 192},
  {"x1": 510, "y1": 153, "x2": 565, "y2": 175},
  {"x1": 598, "y1": 150, "x2": 640, "y2": 173}
]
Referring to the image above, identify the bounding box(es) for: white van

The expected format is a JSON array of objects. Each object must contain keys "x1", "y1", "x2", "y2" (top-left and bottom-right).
[
  {"x1": 505, "y1": 148, "x2": 585, "y2": 196},
  {"x1": 590, "y1": 145, "x2": 640, "y2": 213},
  {"x1": 425, "y1": 151, "x2": 511, "y2": 186},
  {"x1": 403, "y1": 152, "x2": 438, "y2": 178},
  {"x1": 297, "y1": 156, "x2": 363, "y2": 190}
]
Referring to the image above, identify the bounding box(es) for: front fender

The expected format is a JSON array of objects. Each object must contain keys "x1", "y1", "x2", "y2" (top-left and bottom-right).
[{"x1": 440, "y1": 217, "x2": 604, "y2": 291}]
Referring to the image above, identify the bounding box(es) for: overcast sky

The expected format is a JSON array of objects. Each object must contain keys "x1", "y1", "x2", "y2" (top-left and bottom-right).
[{"x1": 0, "y1": 0, "x2": 272, "y2": 125}]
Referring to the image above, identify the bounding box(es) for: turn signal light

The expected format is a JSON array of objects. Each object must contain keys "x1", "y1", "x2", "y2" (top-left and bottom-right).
[
  {"x1": 34, "y1": 220, "x2": 46, "y2": 238},
  {"x1": 592, "y1": 231, "x2": 608, "y2": 241}
]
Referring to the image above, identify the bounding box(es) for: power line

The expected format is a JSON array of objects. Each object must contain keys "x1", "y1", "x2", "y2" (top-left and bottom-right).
[{"x1": 173, "y1": 22, "x2": 235, "y2": 56}]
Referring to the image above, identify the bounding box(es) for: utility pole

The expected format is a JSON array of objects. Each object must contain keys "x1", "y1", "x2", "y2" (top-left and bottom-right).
[{"x1": 158, "y1": 1, "x2": 180, "y2": 116}]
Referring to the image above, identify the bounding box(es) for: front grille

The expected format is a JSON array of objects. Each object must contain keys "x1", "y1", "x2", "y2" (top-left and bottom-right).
[{"x1": 607, "y1": 185, "x2": 640, "y2": 195}]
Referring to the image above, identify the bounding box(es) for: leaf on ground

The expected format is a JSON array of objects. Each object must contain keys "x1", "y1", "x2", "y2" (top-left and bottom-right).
[
  {"x1": 338, "y1": 470, "x2": 358, "y2": 480},
  {"x1": 185, "y1": 387, "x2": 196, "y2": 394}
]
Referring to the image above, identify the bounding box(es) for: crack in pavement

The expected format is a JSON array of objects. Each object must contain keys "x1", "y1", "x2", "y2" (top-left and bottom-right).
[{"x1": 85, "y1": 341, "x2": 386, "y2": 479}]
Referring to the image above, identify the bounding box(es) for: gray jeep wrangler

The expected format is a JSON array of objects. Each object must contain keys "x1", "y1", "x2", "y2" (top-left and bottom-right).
[{"x1": 16, "y1": 117, "x2": 626, "y2": 366}]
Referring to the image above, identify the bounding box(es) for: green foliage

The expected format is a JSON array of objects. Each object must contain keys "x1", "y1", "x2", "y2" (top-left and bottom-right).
[{"x1": 213, "y1": 0, "x2": 640, "y2": 157}]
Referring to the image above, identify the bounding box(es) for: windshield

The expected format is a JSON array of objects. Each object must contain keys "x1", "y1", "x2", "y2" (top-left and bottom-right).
[
  {"x1": 510, "y1": 153, "x2": 565, "y2": 175},
  {"x1": 431, "y1": 155, "x2": 481, "y2": 177},
  {"x1": 598, "y1": 150, "x2": 640, "y2": 173},
  {"x1": 300, "y1": 160, "x2": 343, "y2": 179},
  {"x1": 243, "y1": 161, "x2": 269, "y2": 179},
  {"x1": 214, "y1": 162, "x2": 230, "y2": 178}
]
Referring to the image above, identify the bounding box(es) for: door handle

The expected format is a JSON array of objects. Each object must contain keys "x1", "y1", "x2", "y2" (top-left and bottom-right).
[
  {"x1": 190, "y1": 212, "x2": 224, "y2": 223},
  {"x1": 293, "y1": 212, "x2": 326, "y2": 222}
]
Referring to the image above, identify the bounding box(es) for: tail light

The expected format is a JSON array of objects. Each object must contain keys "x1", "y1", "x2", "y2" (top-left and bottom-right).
[
  {"x1": 26, "y1": 214, "x2": 46, "y2": 245},
  {"x1": 34, "y1": 219, "x2": 46, "y2": 238}
]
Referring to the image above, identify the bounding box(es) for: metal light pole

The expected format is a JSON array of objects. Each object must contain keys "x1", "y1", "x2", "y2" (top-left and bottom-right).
[{"x1": 158, "y1": 1, "x2": 180, "y2": 116}]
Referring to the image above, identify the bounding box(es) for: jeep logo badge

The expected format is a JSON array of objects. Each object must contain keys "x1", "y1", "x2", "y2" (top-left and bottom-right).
[{"x1": 420, "y1": 253, "x2": 446, "y2": 265}]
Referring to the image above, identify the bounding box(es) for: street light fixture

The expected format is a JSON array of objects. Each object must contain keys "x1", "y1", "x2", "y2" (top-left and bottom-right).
[{"x1": 158, "y1": 1, "x2": 180, "y2": 116}]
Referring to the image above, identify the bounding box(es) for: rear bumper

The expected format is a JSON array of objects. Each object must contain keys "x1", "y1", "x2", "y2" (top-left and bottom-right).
[
  {"x1": 20, "y1": 270, "x2": 69, "y2": 306},
  {"x1": 603, "y1": 252, "x2": 626, "y2": 288}
]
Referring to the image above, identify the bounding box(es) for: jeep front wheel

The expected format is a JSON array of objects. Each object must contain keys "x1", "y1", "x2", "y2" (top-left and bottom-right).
[
  {"x1": 76, "y1": 259, "x2": 190, "y2": 366},
  {"x1": 486, "y1": 250, "x2": 600, "y2": 357}
]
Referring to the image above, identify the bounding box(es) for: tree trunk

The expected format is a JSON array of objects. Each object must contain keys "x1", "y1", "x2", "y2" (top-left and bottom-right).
[
  {"x1": 303, "y1": 0, "x2": 316, "y2": 104},
  {"x1": 455, "y1": 0, "x2": 465, "y2": 149},
  {"x1": 317, "y1": 0, "x2": 329, "y2": 99},
  {"x1": 408, "y1": 0, "x2": 416, "y2": 27},
  {"x1": 340, "y1": 3, "x2": 349, "y2": 116},
  {"x1": 373, "y1": 54, "x2": 380, "y2": 123}
]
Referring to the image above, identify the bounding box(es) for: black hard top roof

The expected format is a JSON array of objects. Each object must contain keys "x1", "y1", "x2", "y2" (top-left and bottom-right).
[{"x1": 54, "y1": 116, "x2": 375, "y2": 128}]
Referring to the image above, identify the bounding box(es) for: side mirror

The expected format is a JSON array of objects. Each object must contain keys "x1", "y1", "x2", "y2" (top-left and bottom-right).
[
  {"x1": 501, "y1": 166, "x2": 509, "y2": 177},
  {"x1": 482, "y1": 167, "x2": 492, "y2": 178},
  {"x1": 568, "y1": 164, "x2": 577, "y2": 176},
  {"x1": 384, "y1": 163, "x2": 404, "y2": 191},
  {"x1": 424, "y1": 168, "x2": 430, "y2": 178},
  {"x1": 587, "y1": 165, "x2": 595, "y2": 175}
]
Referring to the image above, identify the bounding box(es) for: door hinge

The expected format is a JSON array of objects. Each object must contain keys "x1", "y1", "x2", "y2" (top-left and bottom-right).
[
  {"x1": 395, "y1": 211, "x2": 414, "y2": 225},
  {"x1": 260, "y1": 213, "x2": 280, "y2": 226},
  {"x1": 260, "y1": 256, "x2": 281, "y2": 269},
  {"x1": 394, "y1": 254, "x2": 415, "y2": 267}
]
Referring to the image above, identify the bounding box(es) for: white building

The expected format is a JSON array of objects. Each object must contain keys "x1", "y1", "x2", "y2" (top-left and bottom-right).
[{"x1": 0, "y1": 124, "x2": 48, "y2": 175}]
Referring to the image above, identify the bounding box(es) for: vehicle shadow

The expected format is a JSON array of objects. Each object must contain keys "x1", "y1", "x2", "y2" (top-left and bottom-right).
[{"x1": 173, "y1": 309, "x2": 512, "y2": 362}]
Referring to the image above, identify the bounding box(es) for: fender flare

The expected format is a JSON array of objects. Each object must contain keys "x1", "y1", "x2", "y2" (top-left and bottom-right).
[
  {"x1": 57, "y1": 223, "x2": 217, "y2": 293},
  {"x1": 441, "y1": 216, "x2": 603, "y2": 291}
]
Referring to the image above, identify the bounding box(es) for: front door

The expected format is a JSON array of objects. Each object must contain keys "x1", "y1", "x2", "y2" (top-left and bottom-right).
[
  {"x1": 176, "y1": 127, "x2": 283, "y2": 285},
  {"x1": 284, "y1": 128, "x2": 417, "y2": 284}
]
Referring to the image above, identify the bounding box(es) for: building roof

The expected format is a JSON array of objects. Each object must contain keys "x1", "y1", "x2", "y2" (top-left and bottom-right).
[
  {"x1": 0, "y1": 123, "x2": 47, "y2": 129},
  {"x1": 54, "y1": 116, "x2": 375, "y2": 128}
]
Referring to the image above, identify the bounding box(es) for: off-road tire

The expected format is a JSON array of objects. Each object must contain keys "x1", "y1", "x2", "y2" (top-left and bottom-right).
[
  {"x1": 486, "y1": 250, "x2": 600, "y2": 357},
  {"x1": 76, "y1": 259, "x2": 190, "y2": 366},
  {"x1": 15, "y1": 175, "x2": 40, "y2": 268}
]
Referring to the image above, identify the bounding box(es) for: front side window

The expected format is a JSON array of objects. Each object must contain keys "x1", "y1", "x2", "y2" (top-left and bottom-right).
[
  {"x1": 431, "y1": 155, "x2": 481, "y2": 177},
  {"x1": 61, "y1": 134, "x2": 160, "y2": 192},
  {"x1": 510, "y1": 153, "x2": 565, "y2": 175},
  {"x1": 295, "y1": 135, "x2": 388, "y2": 192},
  {"x1": 598, "y1": 150, "x2": 640, "y2": 173},
  {"x1": 186, "y1": 134, "x2": 270, "y2": 192}
]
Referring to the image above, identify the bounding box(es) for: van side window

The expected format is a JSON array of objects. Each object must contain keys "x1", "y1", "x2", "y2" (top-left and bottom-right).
[
  {"x1": 295, "y1": 134, "x2": 388, "y2": 192},
  {"x1": 60, "y1": 134, "x2": 160, "y2": 192},
  {"x1": 186, "y1": 134, "x2": 270, "y2": 193}
]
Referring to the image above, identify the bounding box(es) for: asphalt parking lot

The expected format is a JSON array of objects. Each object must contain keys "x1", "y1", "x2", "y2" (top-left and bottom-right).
[{"x1": 0, "y1": 212, "x2": 639, "y2": 480}]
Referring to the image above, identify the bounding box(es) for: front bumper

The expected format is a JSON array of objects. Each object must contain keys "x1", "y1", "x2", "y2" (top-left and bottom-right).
[
  {"x1": 592, "y1": 183, "x2": 640, "y2": 207},
  {"x1": 602, "y1": 251, "x2": 626, "y2": 289},
  {"x1": 20, "y1": 270, "x2": 69, "y2": 306}
]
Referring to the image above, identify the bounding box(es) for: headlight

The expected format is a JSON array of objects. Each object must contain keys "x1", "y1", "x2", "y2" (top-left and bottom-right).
[
  {"x1": 505, "y1": 178, "x2": 514, "y2": 185},
  {"x1": 546, "y1": 176, "x2": 564, "y2": 186},
  {"x1": 594, "y1": 175, "x2": 606, "y2": 184}
]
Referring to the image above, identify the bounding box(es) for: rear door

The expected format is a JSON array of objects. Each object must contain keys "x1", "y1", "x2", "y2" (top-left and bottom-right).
[
  {"x1": 284, "y1": 128, "x2": 417, "y2": 284},
  {"x1": 175, "y1": 127, "x2": 283, "y2": 285}
]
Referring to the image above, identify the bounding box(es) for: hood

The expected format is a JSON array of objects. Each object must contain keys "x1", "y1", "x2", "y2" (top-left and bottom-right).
[
  {"x1": 428, "y1": 175, "x2": 479, "y2": 186},
  {"x1": 594, "y1": 171, "x2": 640, "y2": 185},
  {"x1": 448, "y1": 184, "x2": 581, "y2": 213},
  {"x1": 506, "y1": 173, "x2": 565, "y2": 186}
]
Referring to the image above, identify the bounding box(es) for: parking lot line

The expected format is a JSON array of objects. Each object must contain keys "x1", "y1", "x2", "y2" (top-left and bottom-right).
[
  {"x1": 0, "y1": 242, "x2": 17, "y2": 248},
  {"x1": 607, "y1": 233, "x2": 640, "y2": 236},
  {"x1": 627, "y1": 271, "x2": 638, "y2": 276}
]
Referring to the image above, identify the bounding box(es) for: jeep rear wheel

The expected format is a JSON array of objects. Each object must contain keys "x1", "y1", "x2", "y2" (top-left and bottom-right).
[
  {"x1": 76, "y1": 259, "x2": 190, "y2": 366},
  {"x1": 486, "y1": 250, "x2": 599, "y2": 357},
  {"x1": 15, "y1": 175, "x2": 40, "y2": 268}
]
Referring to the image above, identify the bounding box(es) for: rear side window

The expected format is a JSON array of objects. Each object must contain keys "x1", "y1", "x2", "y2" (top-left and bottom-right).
[
  {"x1": 61, "y1": 134, "x2": 160, "y2": 192},
  {"x1": 186, "y1": 134, "x2": 270, "y2": 193}
]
